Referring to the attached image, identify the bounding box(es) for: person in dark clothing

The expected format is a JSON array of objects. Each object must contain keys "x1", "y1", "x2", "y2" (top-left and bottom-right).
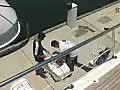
[{"x1": 33, "y1": 32, "x2": 49, "y2": 78}]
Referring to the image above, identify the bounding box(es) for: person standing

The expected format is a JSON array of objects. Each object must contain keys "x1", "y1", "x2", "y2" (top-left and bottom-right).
[
  {"x1": 33, "y1": 32, "x2": 49, "y2": 78},
  {"x1": 51, "y1": 40, "x2": 79, "y2": 72}
]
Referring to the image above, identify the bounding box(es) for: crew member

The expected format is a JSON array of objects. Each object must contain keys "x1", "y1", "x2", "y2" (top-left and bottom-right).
[
  {"x1": 51, "y1": 40, "x2": 79, "y2": 71},
  {"x1": 33, "y1": 33, "x2": 49, "y2": 78}
]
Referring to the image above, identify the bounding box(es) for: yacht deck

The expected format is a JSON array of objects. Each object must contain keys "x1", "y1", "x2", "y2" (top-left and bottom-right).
[{"x1": 0, "y1": 1, "x2": 120, "y2": 90}]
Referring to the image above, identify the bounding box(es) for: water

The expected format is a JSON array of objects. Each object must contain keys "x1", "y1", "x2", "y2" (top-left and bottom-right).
[{"x1": 6, "y1": 0, "x2": 116, "y2": 41}]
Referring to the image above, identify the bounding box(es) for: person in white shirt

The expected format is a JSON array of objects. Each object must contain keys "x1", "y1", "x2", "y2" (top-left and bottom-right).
[{"x1": 51, "y1": 40, "x2": 78, "y2": 71}]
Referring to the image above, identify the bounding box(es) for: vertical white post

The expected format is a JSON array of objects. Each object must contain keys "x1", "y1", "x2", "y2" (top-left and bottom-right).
[
  {"x1": 67, "y1": 3, "x2": 78, "y2": 29},
  {"x1": 112, "y1": 30, "x2": 115, "y2": 58}
]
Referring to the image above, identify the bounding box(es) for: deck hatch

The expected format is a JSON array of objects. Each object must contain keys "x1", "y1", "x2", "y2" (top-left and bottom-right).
[
  {"x1": 73, "y1": 26, "x2": 95, "y2": 37},
  {"x1": 97, "y1": 16, "x2": 112, "y2": 24}
]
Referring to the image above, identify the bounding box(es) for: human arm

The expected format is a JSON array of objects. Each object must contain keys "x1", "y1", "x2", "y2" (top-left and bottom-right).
[
  {"x1": 33, "y1": 40, "x2": 47, "y2": 58},
  {"x1": 42, "y1": 47, "x2": 51, "y2": 55},
  {"x1": 35, "y1": 54, "x2": 47, "y2": 59}
]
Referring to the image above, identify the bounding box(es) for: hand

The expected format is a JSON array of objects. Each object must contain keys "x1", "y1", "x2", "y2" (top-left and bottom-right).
[
  {"x1": 43, "y1": 55, "x2": 47, "y2": 58},
  {"x1": 38, "y1": 55, "x2": 47, "y2": 59}
]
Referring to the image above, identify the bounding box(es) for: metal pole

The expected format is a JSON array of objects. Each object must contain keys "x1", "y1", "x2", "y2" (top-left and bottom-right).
[
  {"x1": 112, "y1": 30, "x2": 116, "y2": 58},
  {"x1": 112, "y1": 30, "x2": 115, "y2": 56}
]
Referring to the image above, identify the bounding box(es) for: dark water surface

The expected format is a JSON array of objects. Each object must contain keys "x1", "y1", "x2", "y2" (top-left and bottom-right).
[{"x1": 6, "y1": 0, "x2": 116, "y2": 41}]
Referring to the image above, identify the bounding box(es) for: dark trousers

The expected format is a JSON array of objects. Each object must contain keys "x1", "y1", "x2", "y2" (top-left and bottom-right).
[
  {"x1": 35, "y1": 59, "x2": 45, "y2": 75},
  {"x1": 65, "y1": 55, "x2": 78, "y2": 72}
]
